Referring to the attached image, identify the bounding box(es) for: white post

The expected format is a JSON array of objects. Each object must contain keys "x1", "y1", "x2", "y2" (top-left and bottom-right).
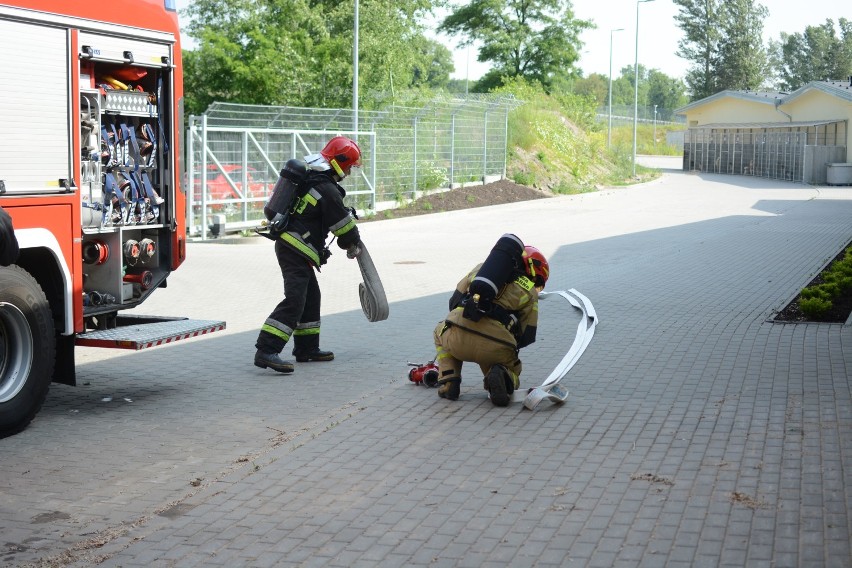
[
  {"x1": 608, "y1": 28, "x2": 623, "y2": 149},
  {"x1": 653, "y1": 104, "x2": 658, "y2": 149},
  {"x1": 633, "y1": 0, "x2": 655, "y2": 177},
  {"x1": 353, "y1": 0, "x2": 359, "y2": 135}
]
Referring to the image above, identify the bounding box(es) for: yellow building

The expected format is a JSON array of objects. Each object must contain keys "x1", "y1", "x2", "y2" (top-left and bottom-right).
[{"x1": 675, "y1": 79, "x2": 852, "y2": 184}]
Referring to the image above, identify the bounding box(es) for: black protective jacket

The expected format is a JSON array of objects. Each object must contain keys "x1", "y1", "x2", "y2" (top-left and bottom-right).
[{"x1": 279, "y1": 170, "x2": 360, "y2": 267}]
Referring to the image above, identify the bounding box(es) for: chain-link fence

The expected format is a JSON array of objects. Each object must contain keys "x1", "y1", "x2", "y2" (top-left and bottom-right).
[
  {"x1": 596, "y1": 104, "x2": 686, "y2": 128},
  {"x1": 186, "y1": 95, "x2": 522, "y2": 238}
]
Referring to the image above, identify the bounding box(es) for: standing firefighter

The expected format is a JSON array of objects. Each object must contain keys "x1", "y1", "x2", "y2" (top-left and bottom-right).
[
  {"x1": 433, "y1": 234, "x2": 549, "y2": 406},
  {"x1": 254, "y1": 136, "x2": 363, "y2": 374}
]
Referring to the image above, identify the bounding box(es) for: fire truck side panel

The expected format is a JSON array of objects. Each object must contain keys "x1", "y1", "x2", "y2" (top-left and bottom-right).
[
  {"x1": 0, "y1": 1, "x2": 222, "y2": 439},
  {"x1": 3, "y1": 202, "x2": 77, "y2": 333},
  {"x1": 0, "y1": 19, "x2": 72, "y2": 194}
]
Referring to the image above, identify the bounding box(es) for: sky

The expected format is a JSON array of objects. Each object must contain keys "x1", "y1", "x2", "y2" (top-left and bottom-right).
[
  {"x1": 426, "y1": 0, "x2": 848, "y2": 81},
  {"x1": 175, "y1": 0, "x2": 848, "y2": 82}
]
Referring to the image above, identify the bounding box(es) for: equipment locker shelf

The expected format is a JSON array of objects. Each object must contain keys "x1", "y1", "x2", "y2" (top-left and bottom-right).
[{"x1": 79, "y1": 58, "x2": 169, "y2": 316}]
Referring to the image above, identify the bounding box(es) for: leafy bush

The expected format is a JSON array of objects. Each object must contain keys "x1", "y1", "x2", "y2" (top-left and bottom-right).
[
  {"x1": 800, "y1": 297, "x2": 832, "y2": 319},
  {"x1": 798, "y1": 245, "x2": 852, "y2": 319},
  {"x1": 417, "y1": 161, "x2": 449, "y2": 191},
  {"x1": 512, "y1": 171, "x2": 536, "y2": 186}
]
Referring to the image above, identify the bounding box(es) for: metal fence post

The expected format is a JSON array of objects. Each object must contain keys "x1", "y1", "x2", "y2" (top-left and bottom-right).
[
  {"x1": 187, "y1": 115, "x2": 195, "y2": 237},
  {"x1": 503, "y1": 107, "x2": 509, "y2": 179},
  {"x1": 413, "y1": 117, "x2": 418, "y2": 193},
  {"x1": 201, "y1": 113, "x2": 208, "y2": 240},
  {"x1": 242, "y1": 129, "x2": 249, "y2": 223},
  {"x1": 483, "y1": 111, "x2": 488, "y2": 181},
  {"x1": 450, "y1": 113, "x2": 456, "y2": 188}
]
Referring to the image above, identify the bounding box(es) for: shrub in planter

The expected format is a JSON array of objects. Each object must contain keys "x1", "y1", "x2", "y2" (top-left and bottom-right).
[{"x1": 800, "y1": 297, "x2": 832, "y2": 319}]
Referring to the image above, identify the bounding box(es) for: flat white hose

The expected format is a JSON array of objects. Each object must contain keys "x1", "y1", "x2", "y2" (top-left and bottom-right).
[
  {"x1": 355, "y1": 241, "x2": 389, "y2": 322},
  {"x1": 512, "y1": 289, "x2": 598, "y2": 409}
]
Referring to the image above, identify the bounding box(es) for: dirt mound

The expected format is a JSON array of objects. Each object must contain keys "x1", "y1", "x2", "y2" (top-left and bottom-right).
[{"x1": 362, "y1": 179, "x2": 551, "y2": 222}]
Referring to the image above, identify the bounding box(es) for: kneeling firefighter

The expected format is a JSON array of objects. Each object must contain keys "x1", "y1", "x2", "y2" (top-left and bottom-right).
[
  {"x1": 433, "y1": 234, "x2": 549, "y2": 406},
  {"x1": 254, "y1": 136, "x2": 363, "y2": 374}
]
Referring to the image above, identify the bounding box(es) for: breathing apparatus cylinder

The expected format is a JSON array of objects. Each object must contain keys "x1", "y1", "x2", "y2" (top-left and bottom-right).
[
  {"x1": 463, "y1": 233, "x2": 525, "y2": 321},
  {"x1": 264, "y1": 159, "x2": 308, "y2": 224}
]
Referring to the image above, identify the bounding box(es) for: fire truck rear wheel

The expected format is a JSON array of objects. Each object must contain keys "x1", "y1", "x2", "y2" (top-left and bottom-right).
[{"x1": 0, "y1": 266, "x2": 56, "y2": 438}]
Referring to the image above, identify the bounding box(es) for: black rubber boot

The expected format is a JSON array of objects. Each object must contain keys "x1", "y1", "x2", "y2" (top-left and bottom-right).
[
  {"x1": 484, "y1": 365, "x2": 510, "y2": 407},
  {"x1": 437, "y1": 377, "x2": 461, "y2": 401},
  {"x1": 254, "y1": 350, "x2": 295, "y2": 373},
  {"x1": 294, "y1": 349, "x2": 334, "y2": 362}
]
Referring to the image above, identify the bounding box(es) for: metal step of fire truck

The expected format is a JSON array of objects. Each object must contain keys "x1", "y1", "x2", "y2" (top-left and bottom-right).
[{"x1": 75, "y1": 314, "x2": 226, "y2": 350}]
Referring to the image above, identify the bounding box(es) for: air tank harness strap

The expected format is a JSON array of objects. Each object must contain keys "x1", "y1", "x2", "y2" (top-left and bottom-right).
[{"x1": 460, "y1": 293, "x2": 518, "y2": 331}]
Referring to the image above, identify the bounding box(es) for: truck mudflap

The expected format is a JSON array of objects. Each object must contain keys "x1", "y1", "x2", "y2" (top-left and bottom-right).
[{"x1": 75, "y1": 314, "x2": 226, "y2": 350}]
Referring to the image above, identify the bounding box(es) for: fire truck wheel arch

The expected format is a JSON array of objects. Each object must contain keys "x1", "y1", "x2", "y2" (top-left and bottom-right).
[{"x1": 0, "y1": 266, "x2": 56, "y2": 439}]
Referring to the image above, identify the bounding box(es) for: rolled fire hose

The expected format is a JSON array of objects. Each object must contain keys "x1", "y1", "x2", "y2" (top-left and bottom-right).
[
  {"x1": 511, "y1": 288, "x2": 598, "y2": 410},
  {"x1": 354, "y1": 241, "x2": 389, "y2": 322}
]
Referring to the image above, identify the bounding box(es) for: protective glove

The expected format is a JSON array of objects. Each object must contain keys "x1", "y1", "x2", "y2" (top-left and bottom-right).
[
  {"x1": 346, "y1": 244, "x2": 361, "y2": 259},
  {"x1": 268, "y1": 212, "x2": 288, "y2": 233}
]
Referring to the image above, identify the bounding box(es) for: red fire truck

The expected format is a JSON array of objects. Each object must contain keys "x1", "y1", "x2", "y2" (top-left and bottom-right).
[{"x1": 0, "y1": 0, "x2": 225, "y2": 437}]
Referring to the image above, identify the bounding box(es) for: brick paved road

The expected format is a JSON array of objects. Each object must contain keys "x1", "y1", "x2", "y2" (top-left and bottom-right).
[{"x1": 1, "y1": 164, "x2": 850, "y2": 567}]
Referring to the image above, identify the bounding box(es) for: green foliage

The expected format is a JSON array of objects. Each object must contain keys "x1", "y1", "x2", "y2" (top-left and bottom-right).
[
  {"x1": 673, "y1": 0, "x2": 771, "y2": 99},
  {"x1": 512, "y1": 171, "x2": 536, "y2": 186},
  {"x1": 439, "y1": 0, "x2": 593, "y2": 92},
  {"x1": 181, "y1": 0, "x2": 449, "y2": 114},
  {"x1": 800, "y1": 297, "x2": 832, "y2": 319},
  {"x1": 495, "y1": 77, "x2": 669, "y2": 190},
  {"x1": 769, "y1": 18, "x2": 852, "y2": 91},
  {"x1": 417, "y1": 161, "x2": 449, "y2": 191},
  {"x1": 798, "y1": 246, "x2": 852, "y2": 319}
]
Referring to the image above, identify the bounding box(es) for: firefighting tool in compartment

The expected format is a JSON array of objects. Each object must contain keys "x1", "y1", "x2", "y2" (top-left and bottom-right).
[
  {"x1": 511, "y1": 289, "x2": 598, "y2": 410},
  {"x1": 83, "y1": 290, "x2": 117, "y2": 306},
  {"x1": 82, "y1": 240, "x2": 110, "y2": 265},
  {"x1": 124, "y1": 270, "x2": 153, "y2": 291},
  {"x1": 124, "y1": 239, "x2": 141, "y2": 265},
  {"x1": 407, "y1": 360, "x2": 439, "y2": 387}
]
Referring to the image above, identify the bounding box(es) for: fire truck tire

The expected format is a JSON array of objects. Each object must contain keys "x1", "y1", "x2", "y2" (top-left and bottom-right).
[{"x1": 0, "y1": 266, "x2": 56, "y2": 438}]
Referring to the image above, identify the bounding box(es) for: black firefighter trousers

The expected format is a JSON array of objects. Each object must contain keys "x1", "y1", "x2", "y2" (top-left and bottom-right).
[{"x1": 255, "y1": 240, "x2": 322, "y2": 357}]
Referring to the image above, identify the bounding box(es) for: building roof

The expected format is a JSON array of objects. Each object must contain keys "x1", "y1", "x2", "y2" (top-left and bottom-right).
[
  {"x1": 688, "y1": 119, "x2": 844, "y2": 130},
  {"x1": 675, "y1": 79, "x2": 852, "y2": 115}
]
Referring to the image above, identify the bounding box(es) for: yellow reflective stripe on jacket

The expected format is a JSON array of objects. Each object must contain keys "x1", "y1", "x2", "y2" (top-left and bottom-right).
[
  {"x1": 280, "y1": 232, "x2": 321, "y2": 265},
  {"x1": 330, "y1": 216, "x2": 357, "y2": 237},
  {"x1": 294, "y1": 188, "x2": 320, "y2": 214},
  {"x1": 514, "y1": 275, "x2": 534, "y2": 291}
]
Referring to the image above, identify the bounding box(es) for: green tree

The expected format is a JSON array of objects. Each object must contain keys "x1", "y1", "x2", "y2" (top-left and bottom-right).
[
  {"x1": 439, "y1": 0, "x2": 593, "y2": 93},
  {"x1": 714, "y1": 0, "x2": 769, "y2": 90},
  {"x1": 181, "y1": 0, "x2": 449, "y2": 114},
  {"x1": 674, "y1": 0, "x2": 769, "y2": 99},
  {"x1": 646, "y1": 70, "x2": 688, "y2": 120},
  {"x1": 770, "y1": 19, "x2": 852, "y2": 91},
  {"x1": 570, "y1": 73, "x2": 609, "y2": 106}
]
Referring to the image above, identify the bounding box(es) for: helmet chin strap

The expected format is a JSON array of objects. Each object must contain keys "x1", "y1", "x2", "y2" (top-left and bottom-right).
[{"x1": 329, "y1": 158, "x2": 346, "y2": 178}]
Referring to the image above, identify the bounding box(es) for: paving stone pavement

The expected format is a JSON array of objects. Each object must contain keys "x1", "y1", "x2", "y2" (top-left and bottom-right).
[{"x1": 1, "y1": 163, "x2": 851, "y2": 567}]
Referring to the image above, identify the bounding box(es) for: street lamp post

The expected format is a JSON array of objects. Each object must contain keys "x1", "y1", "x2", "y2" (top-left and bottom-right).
[
  {"x1": 632, "y1": 0, "x2": 655, "y2": 177},
  {"x1": 353, "y1": 0, "x2": 359, "y2": 135},
  {"x1": 608, "y1": 28, "x2": 624, "y2": 149}
]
